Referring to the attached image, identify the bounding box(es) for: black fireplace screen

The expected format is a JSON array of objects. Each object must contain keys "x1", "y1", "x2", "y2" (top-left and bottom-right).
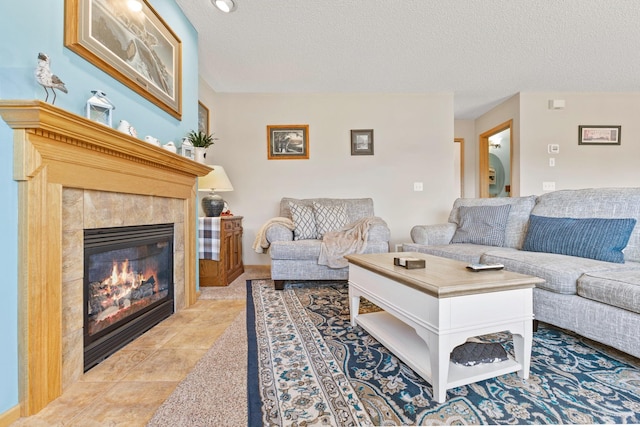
[{"x1": 84, "y1": 223, "x2": 174, "y2": 371}]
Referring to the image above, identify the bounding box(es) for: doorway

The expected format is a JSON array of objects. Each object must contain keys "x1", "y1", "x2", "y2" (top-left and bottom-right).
[
  {"x1": 454, "y1": 138, "x2": 464, "y2": 198},
  {"x1": 479, "y1": 120, "x2": 512, "y2": 198}
]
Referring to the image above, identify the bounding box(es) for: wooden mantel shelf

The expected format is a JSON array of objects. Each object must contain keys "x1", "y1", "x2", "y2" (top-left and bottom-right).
[
  {"x1": 0, "y1": 100, "x2": 211, "y2": 180},
  {"x1": 0, "y1": 100, "x2": 211, "y2": 416}
]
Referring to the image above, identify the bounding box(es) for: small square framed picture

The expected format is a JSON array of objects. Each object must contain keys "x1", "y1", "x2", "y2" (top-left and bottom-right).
[
  {"x1": 578, "y1": 125, "x2": 621, "y2": 145},
  {"x1": 351, "y1": 129, "x2": 374, "y2": 155}
]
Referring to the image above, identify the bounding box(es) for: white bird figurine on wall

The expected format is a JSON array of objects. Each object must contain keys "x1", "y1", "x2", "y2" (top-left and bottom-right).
[{"x1": 35, "y1": 52, "x2": 68, "y2": 104}]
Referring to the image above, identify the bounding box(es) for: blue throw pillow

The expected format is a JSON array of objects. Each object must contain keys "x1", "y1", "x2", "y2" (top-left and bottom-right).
[
  {"x1": 522, "y1": 215, "x2": 637, "y2": 263},
  {"x1": 450, "y1": 204, "x2": 512, "y2": 247}
]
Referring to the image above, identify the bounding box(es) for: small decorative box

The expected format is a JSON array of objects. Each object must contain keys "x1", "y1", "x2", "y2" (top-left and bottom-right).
[{"x1": 393, "y1": 257, "x2": 426, "y2": 269}]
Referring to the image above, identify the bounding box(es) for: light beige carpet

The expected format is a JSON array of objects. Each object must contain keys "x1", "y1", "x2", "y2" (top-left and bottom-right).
[
  {"x1": 147, "y1": 267, "x2": 269, "y2": 427},
  {"x1": 146, "y1": 307, "x2": 247, "y2": 426}
]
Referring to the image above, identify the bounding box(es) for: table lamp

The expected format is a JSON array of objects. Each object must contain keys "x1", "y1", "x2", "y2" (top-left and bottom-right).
[{"x1": 198, "y1": 165, "x2": 234, "y2": 217}]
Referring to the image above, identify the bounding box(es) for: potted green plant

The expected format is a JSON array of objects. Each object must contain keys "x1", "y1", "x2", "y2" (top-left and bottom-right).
[{"x1": 187, "y1": 130, "x2": 217, "y2": 163}]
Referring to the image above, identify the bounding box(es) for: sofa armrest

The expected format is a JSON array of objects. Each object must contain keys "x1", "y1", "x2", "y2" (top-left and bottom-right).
[
  {"x1": 410, "y1": 223, "x2": 456, "y2": 245},
  {"x1": 367, "y1": 220, "x2": 391, "y2": 242},
  {"x1": 265, "y1": 223, "x2": 295, "y2": 243}
]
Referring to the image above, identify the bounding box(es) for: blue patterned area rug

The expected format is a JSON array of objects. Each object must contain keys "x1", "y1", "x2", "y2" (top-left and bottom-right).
[{"x1": 246, "y1": 279, "x2": 640, "y2": 426}]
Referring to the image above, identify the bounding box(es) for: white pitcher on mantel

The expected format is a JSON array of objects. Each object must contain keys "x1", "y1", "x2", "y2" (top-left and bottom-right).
[
  {"x1": 194, "y1": 147, "x2": 207, "y2": 163},
  {"x1": 117, "y1": 120, "x2": 137, "y2": 137}
]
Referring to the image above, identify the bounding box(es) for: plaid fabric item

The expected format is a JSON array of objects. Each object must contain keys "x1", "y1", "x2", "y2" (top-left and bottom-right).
[{"x1": 198, "y1": 217, "x2": 221, "y2": 261}]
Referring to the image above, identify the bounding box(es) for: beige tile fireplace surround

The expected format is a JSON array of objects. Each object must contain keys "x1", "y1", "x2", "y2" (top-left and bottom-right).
[{"x1": 0, "y1": 101, "x2": 211, "y2": 417}]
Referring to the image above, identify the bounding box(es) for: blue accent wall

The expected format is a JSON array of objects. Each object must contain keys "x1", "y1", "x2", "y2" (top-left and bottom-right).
[{"x1": 0, "y1": 0, "x2": 198, "y2": 414}]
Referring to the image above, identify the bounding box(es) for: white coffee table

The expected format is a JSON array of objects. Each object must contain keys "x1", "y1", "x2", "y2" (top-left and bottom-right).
[{"x1": 346, "y1": 252, "x2": 544, "y2": 403}]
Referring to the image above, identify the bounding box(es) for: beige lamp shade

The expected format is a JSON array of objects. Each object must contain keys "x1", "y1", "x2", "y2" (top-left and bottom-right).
[
  {"x1": 198, "y1": 165, "x2": 234, "y2": 192},
  {"x1": 198, "y1": 166, "x2": 234, "y2": 217}
]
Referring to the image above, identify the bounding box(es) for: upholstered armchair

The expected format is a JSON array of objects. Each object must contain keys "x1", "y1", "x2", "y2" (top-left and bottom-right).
[{"x1": 259, "y1": 197, "x2": 390, "y2": 290}]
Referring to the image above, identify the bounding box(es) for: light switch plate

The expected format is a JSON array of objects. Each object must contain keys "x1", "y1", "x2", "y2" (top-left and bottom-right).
[{"x1": 548, "y1": 144, "x2": 560, "y2": 154}]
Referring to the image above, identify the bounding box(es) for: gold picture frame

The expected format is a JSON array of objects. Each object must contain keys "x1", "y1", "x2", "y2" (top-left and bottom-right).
[
  {"x1": 267, "y1": 125, "x2": 309, "y2": 160},
  {"x1": 65, "y1": 0, "x2": 182, "y2": 119},
  {"x1": 198, "y1": 101, "x2": 209, "y2": 134}
]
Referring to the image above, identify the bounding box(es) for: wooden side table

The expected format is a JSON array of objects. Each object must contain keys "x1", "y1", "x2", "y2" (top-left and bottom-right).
[{"x1": 199, "y1": 216, "x2": 244, "y2": 286}]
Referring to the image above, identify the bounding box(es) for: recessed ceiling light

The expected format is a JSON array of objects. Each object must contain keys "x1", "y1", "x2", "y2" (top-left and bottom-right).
[
  {"x1": 212, "y1": 0, "x2": 237, "y2": 13},
  {"x1": 127, "y1": 0, "x2": 143, "y2": 12}
]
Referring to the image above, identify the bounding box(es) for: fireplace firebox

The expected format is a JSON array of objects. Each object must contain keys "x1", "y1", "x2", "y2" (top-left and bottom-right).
[{"x1": 84, "y1": 223, "x2": 174, "y2": 371}]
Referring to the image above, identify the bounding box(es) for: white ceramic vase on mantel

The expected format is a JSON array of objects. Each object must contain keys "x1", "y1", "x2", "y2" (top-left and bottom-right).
[{"x1": 194, "y1": 147, "x2": 207, "y2": 163}]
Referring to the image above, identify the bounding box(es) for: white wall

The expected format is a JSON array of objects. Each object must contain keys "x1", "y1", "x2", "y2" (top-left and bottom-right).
[
  {"x1": 199, "y1": 92, "x2": 456, "y2": 265},
  {"x1": 519, "y1": 92, "x2": 640, "y2": 196}
]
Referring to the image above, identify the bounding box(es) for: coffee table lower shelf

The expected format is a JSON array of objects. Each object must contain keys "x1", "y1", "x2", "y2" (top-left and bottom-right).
[{"x1": 355, "y1": 311, "x2": 523, "y2": 395}]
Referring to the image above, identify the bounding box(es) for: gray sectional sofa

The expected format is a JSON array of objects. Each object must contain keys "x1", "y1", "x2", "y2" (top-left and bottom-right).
[
  {"x1": 265, "y1": 197, "x2": 390, "y2": 289},
  {"x1": 404, "y1": 188, "x2": 640, "y2": 359}
]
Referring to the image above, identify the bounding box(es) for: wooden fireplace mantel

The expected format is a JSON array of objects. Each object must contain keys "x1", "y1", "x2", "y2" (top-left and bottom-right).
[{"x1": 0, "y1": 100, "x2": 211, "y2": 416}]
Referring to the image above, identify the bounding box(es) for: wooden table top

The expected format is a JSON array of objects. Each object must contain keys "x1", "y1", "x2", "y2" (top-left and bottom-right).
[{"x1": 345, "y1": 252, "x2": 545, "y2": 298}]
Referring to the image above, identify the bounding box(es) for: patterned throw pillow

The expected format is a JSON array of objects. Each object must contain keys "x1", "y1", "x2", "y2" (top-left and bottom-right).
[
  {"x1": 289, "y1": 202, "x2": 317, "y2": 240},
  {"x1": 450, "y1": 204, "x2": 512, "y2": 246},
  {"x1": 313, "y1": 202, "x2": 349, "y2": 239}
]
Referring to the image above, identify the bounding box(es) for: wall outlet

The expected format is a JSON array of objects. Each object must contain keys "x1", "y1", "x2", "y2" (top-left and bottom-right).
[
  {"x1": 413, "y1": 182, "x2": 423, "y2": 191},
  {"x1": 543, "y1": 181, "x2": 556, "y2": 191}
]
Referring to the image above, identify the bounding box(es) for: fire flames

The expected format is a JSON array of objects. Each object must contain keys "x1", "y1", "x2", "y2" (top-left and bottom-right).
[
  {"x1": 88, "y1": 258, "x2": 161, "y2": 334},
  {"x1": 107, "y1": 259, "x2": 158, "y2": 293}
]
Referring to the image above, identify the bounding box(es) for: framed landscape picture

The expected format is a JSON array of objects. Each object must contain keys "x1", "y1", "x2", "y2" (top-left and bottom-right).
[
  {"x1": 65, "y1": 0, "x2": 182, "y2": 119},
  {"x1": 578, "y1": 125, "x2": 621, "y2": 145},
  {"x1": 351, "y1": 129, "x2": 374, "y2": 155},
  {"x1": 198, "y1": 101, "x2": 209, "y2": 134},
  {"x1": 267, "y1": 125, "x2": 309, "y2": 160}
]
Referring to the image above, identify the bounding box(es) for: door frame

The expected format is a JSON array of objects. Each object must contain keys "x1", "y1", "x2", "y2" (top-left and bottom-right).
[
  {"x1": 454, "y1": 138, "x2": 465, "y2": 197},
  {"x1": 479, "y1": 120, "x2": 512, "y2": 198}
]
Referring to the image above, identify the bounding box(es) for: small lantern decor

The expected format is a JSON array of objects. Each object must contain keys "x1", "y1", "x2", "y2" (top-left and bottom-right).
[{"x1": 85, "y1": 90, "x2": 115, "y2": 127}]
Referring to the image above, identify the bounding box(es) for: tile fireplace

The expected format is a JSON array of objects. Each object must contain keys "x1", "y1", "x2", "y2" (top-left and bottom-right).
[
  {"x1": 0, "y1": 100, "x2": 211, "y2": 416},
  {"x1": 84, "y1": 223, "x2": 175, "y2": 371}
]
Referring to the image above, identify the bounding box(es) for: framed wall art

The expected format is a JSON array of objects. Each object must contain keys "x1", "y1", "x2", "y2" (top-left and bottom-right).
[
  {"x1": 350, "y1": 129, "x2": 374, "y2": 155},
  {"x1": 65, "y1": 0, "x2": 182, "y2": 119},
  {"x1": 267, "y1": 125, "x2": 309, "y2": 160},
  {"x1": 578, "y1": 125, "x2": 621, "y2": 145},
  {"x1": 198, "y1": 101, "x2": 209, "y2": 134}
]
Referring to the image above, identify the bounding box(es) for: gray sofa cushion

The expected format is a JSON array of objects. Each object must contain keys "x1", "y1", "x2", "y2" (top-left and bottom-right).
[
  {"x1": 402, "y1": 243, "x2": 493, "y2": 264},
  {"x1": 480, "y1": 248, "x2": 634, "y2": 295},
  {"x1": 577, "y1": 268, "x2": 640, "y2": 314},
  {"x1": 270, "y1": 239, "x2": 322, "y2": 260},
  {"x1": 289, "y1": 201, "x2": 318, "y2": 240},
  {"x1": 451, "y1": 205, "x2": 511, "y2": 246},
  {"x1": 313, "y1": 201, "x2": 349, "y2": 238},
  {"x1": 271, "y1": 239, "x2": 390, "y2": 263},
  {"x1": 448, "y1": 195, "x2": 536, "y2": 249},
  {"x1": 531, "y1": 188, "x2": 640, "y2": 263},
  {"x1": 280, "y1": 197, "x2": 375, "y2": 223}
]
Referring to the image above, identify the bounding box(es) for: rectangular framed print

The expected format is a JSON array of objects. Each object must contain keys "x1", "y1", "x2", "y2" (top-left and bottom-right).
[
  {"x1": 578, "y1": 126, "x2": 621, "y2": 145},
  {"x1": 267, "y1": 124, "x2": 309, "y2": 160},
  {"x1": 65, "y1": 0, "x2": 182, "y2": 119}
]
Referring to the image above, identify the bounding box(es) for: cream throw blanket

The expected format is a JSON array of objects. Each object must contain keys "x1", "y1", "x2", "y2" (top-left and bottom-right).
[
  {"x1": 318, "y1": 216, "x2": 386, "y2": 268},
  {"x1": 252, "y1": 217, "x2": 295, "y2": 253}
]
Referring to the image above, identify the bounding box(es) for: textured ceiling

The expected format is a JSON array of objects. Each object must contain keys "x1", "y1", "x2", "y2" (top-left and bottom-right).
[{"x1": 176, "y1": 0, "x2": 640, "y2": 119}]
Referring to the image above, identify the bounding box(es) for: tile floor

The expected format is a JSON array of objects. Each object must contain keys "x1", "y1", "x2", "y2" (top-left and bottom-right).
[{"x1": 11, "y1": 267, "x2": 267, "y2": 427}]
